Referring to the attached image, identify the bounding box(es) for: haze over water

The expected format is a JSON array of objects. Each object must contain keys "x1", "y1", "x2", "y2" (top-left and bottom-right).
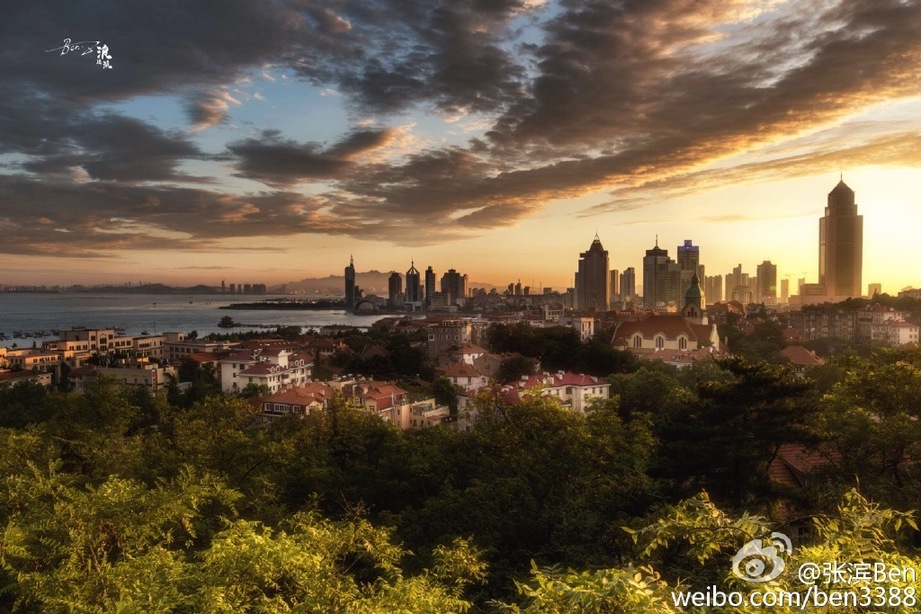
[{"x1": 0, "y1": 294, "x2": 390, "y2": 347}]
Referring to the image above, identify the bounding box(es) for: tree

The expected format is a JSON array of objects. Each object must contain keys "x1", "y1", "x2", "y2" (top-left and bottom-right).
[
  {"x1": 811, "y1": 348, "x2": 921, "y2": 508},
  {"x1": 432, "y1": 376, "x2": 462, "y2": 413},
  {"x1": 653, "y1": 357, "x2": 816, "y2": 505},
  {"x1": 503, "y1": 489, "x2": 921, "y2": 613},
  {"x1": 495, "y1": 355, "x2": 536, "y2": 384}
]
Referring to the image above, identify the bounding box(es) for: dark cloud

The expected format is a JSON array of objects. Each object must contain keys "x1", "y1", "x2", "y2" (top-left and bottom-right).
[
  {"x1": 4, "y1": 0, "x2": 921, "y2": 259},
  {"x1": 226, "y1": 128, "x2": 395, "y2": 186}
]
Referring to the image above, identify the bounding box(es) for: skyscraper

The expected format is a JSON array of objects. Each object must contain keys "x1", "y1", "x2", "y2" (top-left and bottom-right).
[
  {"x1": 755, "y1": 260, "x2": 777, "y2": 304},
  {"x1": 388, "y1": 272, "x2": 403, "y2": 308},
  {"x1": 405, "y1": 261, "x2": 421, "y2": 306},
  {"x1": 344, "y1": 256, "x2": 356, "y2": 310},
  {"x1": 576, "y1": 235, "x2": 610, "y2": 311},
  {"x1": 704, "y1": 274, "x2": 723, "y2": 304},
  {"x1": 819, "y1": 179, "x2": 863, "y2": 299},
  {"x1": 609, "y1": 269, "x2": 620, "y2": 307},
  {"x1": 620, "y1": 267, "x2": 636, "y2": 303},
  {"x1": 643, "y1": 238, "x2": 674, "y2": 308},
  {"x1": 440, "y1": 269, "x2": 468, "y2": 304},
  {"x1": 424, "y1": 266, "x2": 436, "y2": 308}
]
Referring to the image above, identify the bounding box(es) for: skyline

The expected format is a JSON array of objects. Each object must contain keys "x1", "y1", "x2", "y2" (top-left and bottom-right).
[{"x1": 3, "y1": 2, "x2": 921, "y2": 292}]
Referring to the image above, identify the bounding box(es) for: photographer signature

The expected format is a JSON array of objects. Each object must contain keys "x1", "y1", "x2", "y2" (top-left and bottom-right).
[{"x1": 46, "y1": 38, "x2": 113, "y2": 69}]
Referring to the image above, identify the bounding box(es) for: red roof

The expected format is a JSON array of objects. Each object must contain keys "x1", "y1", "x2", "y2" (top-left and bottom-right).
[
  {"x1": 780, "y1": 346, "x2": 824, "y2": 366},
  {"x1": 613, "y1": 315, "x2": 700, "y2": 344},
  {"x1": 443, "y1": 362, "x2": 483, "y2": 378}
]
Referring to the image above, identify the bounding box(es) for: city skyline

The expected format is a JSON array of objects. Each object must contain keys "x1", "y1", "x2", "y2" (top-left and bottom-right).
[{"x1": 3, "y1": 3, "x2": 921, "y2": 292}]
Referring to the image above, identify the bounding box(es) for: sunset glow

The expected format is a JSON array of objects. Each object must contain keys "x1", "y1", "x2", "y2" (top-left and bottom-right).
[{"x1": 3, "y1": 1, "x2": 921, "y2": 294}]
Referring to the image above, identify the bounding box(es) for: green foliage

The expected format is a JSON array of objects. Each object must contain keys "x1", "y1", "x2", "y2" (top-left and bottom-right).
[
  {"x1": 0, "y1": 380, "x2": 51, "y2": 428},
  {"x1": 0, "y1": 464, "x2": 484, "y2": 613},
  {"x1": 431, "y1": 376, "x2": 462, "y2": 412},
  {"x1": 811, "y1": 347, "x2": 921, "y2": 508},
  {"x1": 507, "y1": 489, "x2": 921, "y2": 613},
  {"x1": 495, "y1": 355, "x2": 536, "y2": 384}
]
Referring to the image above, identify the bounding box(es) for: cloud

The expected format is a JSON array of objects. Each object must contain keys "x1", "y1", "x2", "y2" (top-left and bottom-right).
[
  {"x1": 226, "y1": 128, "x2": 396, "y2": 186},
  {"x1": 4, "y1": 0, "x2": 921, "y2": 260}
]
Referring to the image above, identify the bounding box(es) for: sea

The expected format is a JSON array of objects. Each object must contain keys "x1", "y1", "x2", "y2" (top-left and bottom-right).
[{"x1": 0, "y1": 293, "x2": 394, "y2": 348}]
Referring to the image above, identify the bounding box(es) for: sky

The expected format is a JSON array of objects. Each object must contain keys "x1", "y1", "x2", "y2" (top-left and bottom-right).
[{"x1": 2, "y1": 0, "x2": 921, "y2": 295}]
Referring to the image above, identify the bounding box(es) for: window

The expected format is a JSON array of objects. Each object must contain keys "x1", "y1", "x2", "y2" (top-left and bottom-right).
[
  {"x1": 655, "y1": 335, "x2": 664, "y2": 349},
  {"x1": 678, "y1": 336, "x2": 687, "y2": 350},
  {"x1": 633, "y1": 335, "x2": 642, "y2": 348}
]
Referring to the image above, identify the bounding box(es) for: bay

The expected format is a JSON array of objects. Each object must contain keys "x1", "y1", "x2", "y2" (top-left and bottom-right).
[{"x1": 0, "y1": 293, "x2": 394, "y2": 347}]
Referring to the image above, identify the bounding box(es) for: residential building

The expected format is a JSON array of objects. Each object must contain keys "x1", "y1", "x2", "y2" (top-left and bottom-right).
[
  {"x1": 427, "y1": 318, "x2": 473, "y2": 359},
  {"x1": 440, "y1": 269, "x2": 468, "y2": 305},
  {"x1": 388, "y1": 272, "x2": 403, "y2": 309},
  {"x1": 425, "y1": 266, "x2": 436, "y2": 308},
  {"x1": 219, "y1": 345, "x2": 312, "y2": 393},
  {"x1": 619, "y1": 267, "x2": 636, "y2": 303},
  {"x1": 442, "y1": 361, "x2": 488, "y2": 391},
  {"x1": 609, "y1": 269, "x2": 620, "y2": 308},
  {"x1": 704, "y1": 275, "x2": 723, "y2": 304},
  {"x1": 755, "y1": 261, "x2": 778, "y2": 304}
]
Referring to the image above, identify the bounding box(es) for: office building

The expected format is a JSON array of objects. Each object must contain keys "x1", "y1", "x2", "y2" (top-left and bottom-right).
[
  {"x1": 576, "y1": 235, "x2": 610, "y2": 311},
  {"x1": 388, "y1": 272, "x2": 403, "y2": 308},
  {"x1": 819, "y1": 179, "x2": 863, "y2": 299},
  {"x1": 755, "y1": 261, "x2": 777, "y2": 304},
  {"x1": 643, "y1": 239, "x2": 679, "y2": 308},
  {"x1": 425, "y1": 266, "x2": 436, "y2": 307},
  {"x1": 620, "y1": 268, "x2": 636, "y2": 303},
  {"x1": 405, "y1": 261, "x2": 422, "y2": 307}
]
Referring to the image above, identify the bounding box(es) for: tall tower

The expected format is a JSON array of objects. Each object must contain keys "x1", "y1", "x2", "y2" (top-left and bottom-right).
[
  {"x1": 819, "y1": 179, "x2": 863, "y2": 299},
  {"x1": 405, "y1": 261, "x2": 421, "y2": 305},
  {"x1": 424, "y1": 266, "x2": 436, "y2": 308},
  {"x1": 620, "y1": 267, "x2": 636, "y2": 303},
  {"x1": 755, "y1": 260, "x2": 777, "y2": 304},
  {"x1": 388, "y1": 272, "x2": 403, "y2": 308},
  {"x1": 643, "y1": 238, "x2": 670, "y2": 308},
  {"x1": 344, "y1": 256, "x2": 356, "y2": 310},
  {"x1": 576, "y1": 234, "x2": 610, "y2": 311}
]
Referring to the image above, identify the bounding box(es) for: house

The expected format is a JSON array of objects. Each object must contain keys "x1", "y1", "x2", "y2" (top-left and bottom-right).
[
  {"x1": 780, "y1": 346, "x2": 824, "y2": 377},
  {"x1": 457, "y1": 371, "x2": 610, "y2": 428},
  {"x1": 219, "y1": 345, "x2": 312, "y2": 393},
  {"x1": 441, "y1": 361, "x2": 488, "y2": 391},
  {"x1": 258, "y1": 382, "x2": 335, "y2": 421}
]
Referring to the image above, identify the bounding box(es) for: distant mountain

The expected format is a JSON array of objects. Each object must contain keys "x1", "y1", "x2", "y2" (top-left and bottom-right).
[
  {"x1": 86, "y1": 284, "x2": 220, "y2": 294},
  {"x1": 285, "y1": 271, "x2": 498, "y2": 296}
]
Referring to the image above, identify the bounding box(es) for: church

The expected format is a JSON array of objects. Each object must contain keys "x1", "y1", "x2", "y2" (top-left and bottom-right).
[{"x1": 611, "y1": 274, "x2": 722, "y2": 355}]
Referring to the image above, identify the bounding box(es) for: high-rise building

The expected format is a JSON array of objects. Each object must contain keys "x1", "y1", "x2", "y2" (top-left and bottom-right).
[
  {"x1": 780, "y1": 278, "x2": 789, "y2": 303},
  {"x1": 576, "y1": 235, "x2": 610, "y2": 311},
  {"x1": 820, "y1": 179, "x2": 863, "y2": 299},
  {"x1": 620, "y1": 268, "x2": 636, "y2": 303},
  {"x1": 344, "y1": 256, "x2": 356, "y2": 310},
  {"x1": 868, "y1": 282, "x2": 882, "y2": 297},
  {"x1": 676, "y1": 240, "x2": 704, "y2": 289},
  {"x1": 643, "y1": 239, "x2": 674, "y2": 308},
  {"x1": 440, "y1": 269, "x2": 468, "y2": 304},
  {"x1": 755, "y1": 261, "x2": 777, "y2": 304},
  {"x1": 609, "y1": 269, "x2": 620, "y2": 306},
  {"x1": 424, "y1": 266, "x2": 436, "y2": 308},
  {"x1": 704, "y1": 274, "x2": 723, "y2": 304},
  {"x1": 388, "y1": 272, "x2": 403, "y2": 308},
  {"x1": 405, "y1": 261, "x2": 421, "y2": 305}
]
